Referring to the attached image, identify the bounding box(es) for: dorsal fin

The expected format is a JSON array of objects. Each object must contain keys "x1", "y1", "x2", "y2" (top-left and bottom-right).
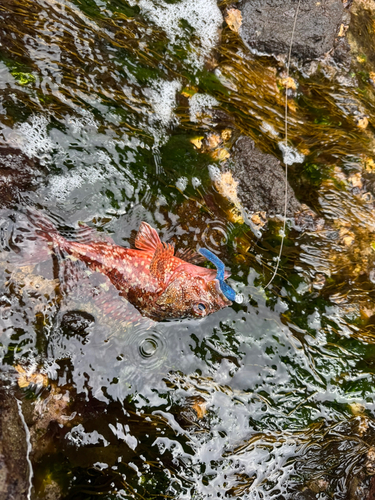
[
  {"x1": 135, "y1": 222, "x2": 162, "y2": 253},
  {"x1": 150, "y1": 242, "x2": 175, "y2": 282},
  {"x1": 175, "y1": 248, "x2": 206, "y2": 265}
]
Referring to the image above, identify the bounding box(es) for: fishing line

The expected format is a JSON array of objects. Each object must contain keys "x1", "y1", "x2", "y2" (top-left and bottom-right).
[
  {"x1": 16, "y1": 398, "x2": 34, "y2": 500},
  {"x1": 264, "y1": 0, "x2": 301, "y2": 289}
]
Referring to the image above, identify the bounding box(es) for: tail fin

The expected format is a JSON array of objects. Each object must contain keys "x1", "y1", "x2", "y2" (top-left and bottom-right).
[
  {"x1": 25, "y1": 208, "x2": 58, "y2": 240},
  {"x1": 24, "y1": 208, "x2": 69, "y2": 253},
  {"x1": 26, "y1": 208, "x2": 114, "y2": 248}
]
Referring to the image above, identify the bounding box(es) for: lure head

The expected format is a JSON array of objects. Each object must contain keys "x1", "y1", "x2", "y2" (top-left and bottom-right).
[{"x1": 198, "y1": 248, "x2": 243, "y2": 304}]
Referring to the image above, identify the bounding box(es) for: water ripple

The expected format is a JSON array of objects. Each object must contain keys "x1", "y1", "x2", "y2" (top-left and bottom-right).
[{"x1": 201, "y1": 219, "x2": 228, "y2": 252}]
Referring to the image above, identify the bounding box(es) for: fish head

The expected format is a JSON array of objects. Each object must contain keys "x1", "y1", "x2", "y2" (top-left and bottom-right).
[{"x1": 155, "y1": 264, "x2": 232, "y2": 320}]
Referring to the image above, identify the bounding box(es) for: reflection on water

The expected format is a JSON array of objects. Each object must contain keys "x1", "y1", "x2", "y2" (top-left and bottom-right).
[{"x1": 2, "y1": 0, "x2": 375, "y2": 498}]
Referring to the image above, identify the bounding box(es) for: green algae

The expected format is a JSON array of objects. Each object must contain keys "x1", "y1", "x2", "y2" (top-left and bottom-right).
[{"x1": 11, "y1": 71, "x2": 36, "y2": 86}]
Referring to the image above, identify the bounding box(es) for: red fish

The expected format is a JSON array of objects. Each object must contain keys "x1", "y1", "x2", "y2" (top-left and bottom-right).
[{"x1": 46, "y1": 221, "x2": 232, "y2": 321}]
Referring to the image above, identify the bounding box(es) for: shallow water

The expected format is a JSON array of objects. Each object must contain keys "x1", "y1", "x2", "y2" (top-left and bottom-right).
[{"x1": 2, "y1": 0, "x2": 375, "y2": 498}]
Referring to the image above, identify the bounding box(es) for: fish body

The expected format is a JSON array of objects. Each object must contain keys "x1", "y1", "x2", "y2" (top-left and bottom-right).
[{"x1": 50, "y1": 221, "x2": 232, "y2": 321}]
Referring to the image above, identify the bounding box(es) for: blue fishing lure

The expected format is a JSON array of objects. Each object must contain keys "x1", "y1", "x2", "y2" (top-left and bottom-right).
[{"x1": 199, "y1": 248, "x2": 243, "y2": 304}]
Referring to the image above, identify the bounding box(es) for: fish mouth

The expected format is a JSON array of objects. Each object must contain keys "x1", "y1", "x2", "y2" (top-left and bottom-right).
[{"x1": 214, "y1": 279, "x2": 232, "y2": 306}]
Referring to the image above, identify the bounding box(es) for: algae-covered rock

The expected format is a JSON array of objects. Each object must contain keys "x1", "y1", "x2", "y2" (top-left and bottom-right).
[
  {"x1": 238, "y1": 0, "x2": 345, "y2": 60},
  {"x1": 230, "y1": 136, "x2": 302, "y2": 217}
]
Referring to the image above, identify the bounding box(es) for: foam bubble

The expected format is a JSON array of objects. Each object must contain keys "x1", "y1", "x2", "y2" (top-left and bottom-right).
[
  {"x1": 278, "y1": 142, "x2": 305, "y2": 166},
  {"x1": 49, "y1": 172, "x2": 85, "y2": 199},
  {"x1": 176, "y1": 176, "x2": 188, "y2": 192},
  {"x1": 66, "y1": 111, "x2": 98, "y2": 135},
  {"x1": 130, "y1": 0, "x2": 223, "y2": 67},
  {"x1": 145, "y1": 79, "x2": 181, "y2": 127},
  {"x1": 208, "y1": 164, "x2": 221, "y2": 182},
  {"x1": 4, "y1": 115, "x2": 54, "y2": 161},
  {"x1": 189, "y1": 93, "x2": 219, "y2": 123},
  {"x1": 48, "y1": 150, "x2": 121, "y2": 200},
  {"x1": 235, "y1": 293, "x2": 244, "y2": 304},
  {"x1": 192, "y1": 177, "x2": 201, "y2": 188},
  {"x1": 261, "y1": 121, "x2": 279, "y2": 137}
]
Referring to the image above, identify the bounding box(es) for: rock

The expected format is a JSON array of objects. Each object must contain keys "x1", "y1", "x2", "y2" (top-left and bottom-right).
[
  {"x1": 0, "y1": 146, "x2": 45, "y2": 208},
  {"x1": 61, "y1": 310, "x2": 95, "y2": 337},
  {"x1": 238, "y1": 0, "x2": 345, "y2": 60},
  {"x1": 230, "y1": 136, "x2": 302, "y2": 217},
  {"x1": 0, "y1": 386, "x2": 30, "y2": 499},
  {"x1": 332, "y1": 31, "x2": 352, "y2": 68}
]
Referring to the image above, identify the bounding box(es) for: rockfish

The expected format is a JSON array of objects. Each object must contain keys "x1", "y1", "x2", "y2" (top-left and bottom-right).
[{"x1": 44, "y1": 220, "x2": 240, "y2": 321}]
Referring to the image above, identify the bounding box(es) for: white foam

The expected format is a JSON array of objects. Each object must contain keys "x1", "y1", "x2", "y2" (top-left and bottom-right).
[
  {"x1": 66, "y1": 111, "x2": 98, "y2": 135},
  {"x1": 208, "y1": 164, "x2": 221, "y2": 182},
  {"x1": 4, "y1": 115, "x2": 54, "y2": 160},
  {"x1": 192, "y1": 177, "x2": 201, "y2": 188},
  {"x1": 48, "y1": 150, "x2": 119, "y2": 200},
  {"x1": 189, "y1": 93, "x2": 219, "y2": 123},
  {"x1": 261, "y1": 121, "x2": 279, "y2": 137},
  {"x1": 278, "y1": 142, "x2": 305, "y2": 165},
  {"x1": 145, "y1": 79, "x2": 181, "y2": 127},
  {"x1": 176, "y1": 176, "x2": 188, "y2": 192},
  {"x1": 235, "y1": 293, "x2": 244, "y2": 304},
  {"x1": 49, "y1": 171, "x2": 87, "y2": 199},
  {"x1": 129, "y1": 0, "x2": 222, "y2": 67}
]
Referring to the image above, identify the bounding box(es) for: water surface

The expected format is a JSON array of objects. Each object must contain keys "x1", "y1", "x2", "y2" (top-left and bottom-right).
[{"x1": 1, "y1": 0, "x2": 375, "y2": 498}]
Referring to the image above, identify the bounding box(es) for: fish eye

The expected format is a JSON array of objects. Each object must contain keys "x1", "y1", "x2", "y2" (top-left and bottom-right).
[{"x1": 193, "y1": 302, "x2": 207, "y2": 316}]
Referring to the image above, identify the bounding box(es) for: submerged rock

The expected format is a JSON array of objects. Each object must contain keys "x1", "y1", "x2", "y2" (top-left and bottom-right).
[
  {"x1": 238, "y1": 0, "x2": 345, "y2": 60},
  {"x1": 230, "y1": 136, "x2": 301, "y2": 217},
  {"x1": 61, "y1": 310, "x2": 95, "y2": 338},
  {"x1": 0, "y1": 386, "x2": 30, "y2": 499}
]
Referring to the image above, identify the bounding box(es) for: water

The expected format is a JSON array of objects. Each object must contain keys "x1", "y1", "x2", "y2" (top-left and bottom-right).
[{"x1": 1, "y1": 0, "x2": 375, "y2": 498}]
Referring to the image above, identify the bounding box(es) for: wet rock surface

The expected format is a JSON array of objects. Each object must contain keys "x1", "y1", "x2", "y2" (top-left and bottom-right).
[
  {"x1": 238, "y1": 0, "x2": 345, "y2": 60},
  {"x1": 0, "y1": 147, "x2": 45, "y2": 208},
  {"x1": 0, "y1": 385, "x2": 29, "y2": 500},
  {"x1": 230, "y1": 136, "x2": 302, "y2": 217}
]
